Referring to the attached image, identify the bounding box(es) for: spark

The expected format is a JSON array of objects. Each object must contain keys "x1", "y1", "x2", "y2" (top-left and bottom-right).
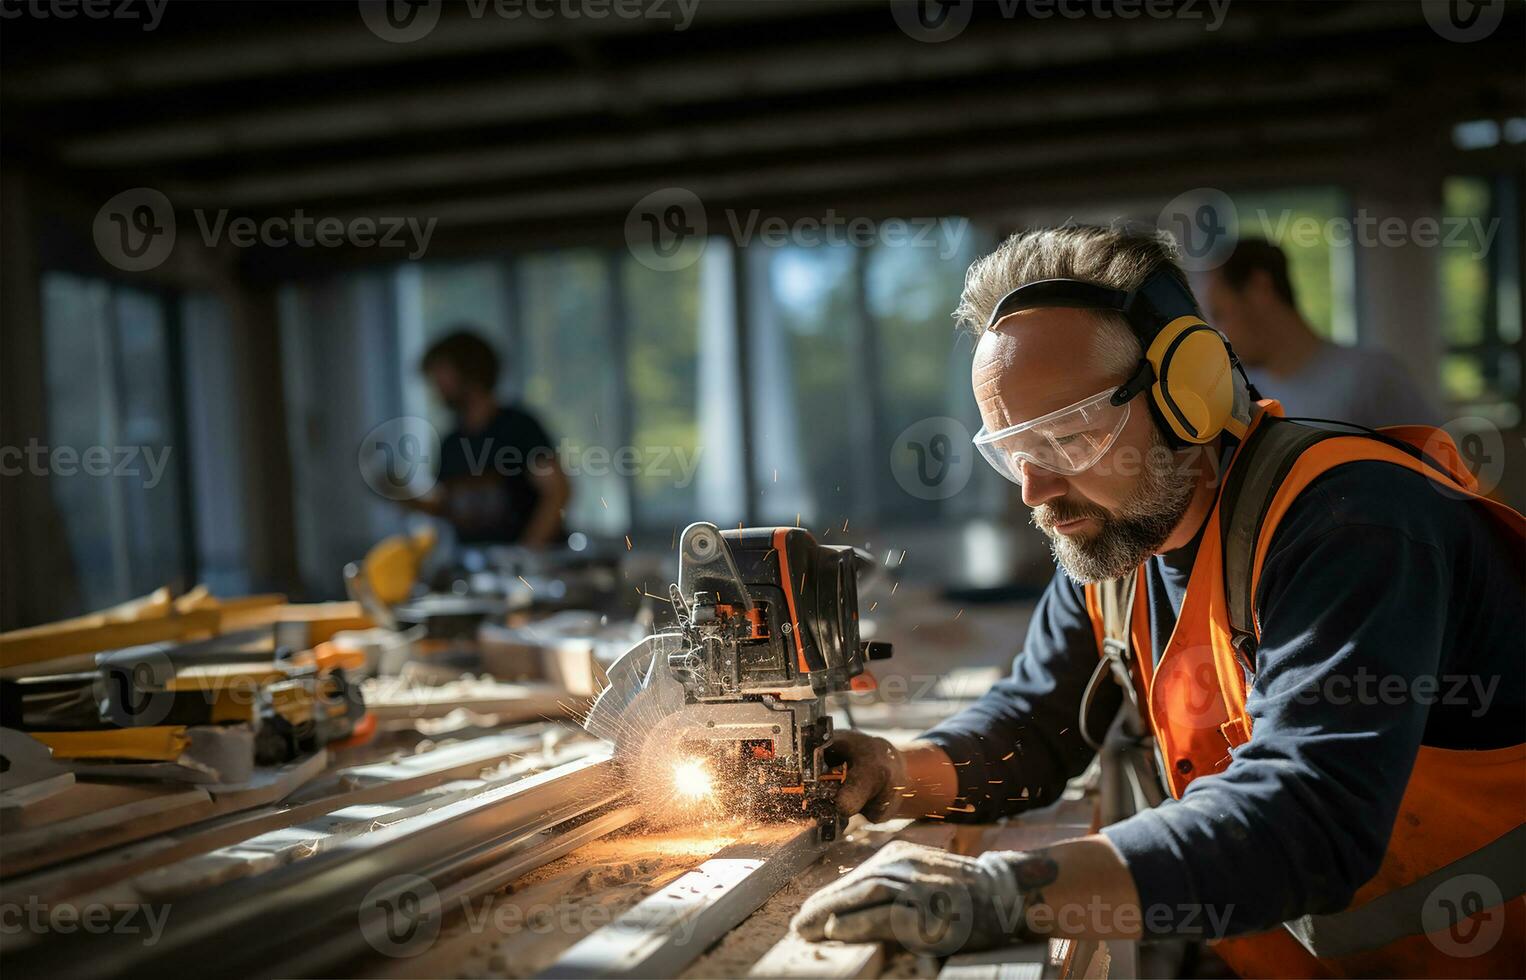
[
  {"x1": 954, "y1": 609, "x2": 964, "y2": 620},
  {"x1": 672, "y1": 758, "x2": 714, "y2": 800},
  {"x1": 625, "y1": 535, "x2": 633, "y2": 551},
  {"x1": 517, "y1": 575, "x2": 533, "y2": 590},
  {"x1": 600, "y1": 496, "x2": 608, "y2": 509}
]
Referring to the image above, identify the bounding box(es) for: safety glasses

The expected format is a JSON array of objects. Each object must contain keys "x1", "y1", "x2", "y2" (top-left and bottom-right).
[{"x1": 973, "y1": 386, "x2": 1133, "y2": 484}]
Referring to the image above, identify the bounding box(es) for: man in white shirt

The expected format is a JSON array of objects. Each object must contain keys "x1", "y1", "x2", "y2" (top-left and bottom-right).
[{"x1": 1199, "y1": 239, "x2": 1441, "y2": 428}]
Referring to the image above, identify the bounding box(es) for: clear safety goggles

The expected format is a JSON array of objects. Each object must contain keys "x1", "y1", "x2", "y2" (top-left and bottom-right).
[{"x1": 973, "y1": 386, "x2": 1132, "y2": 484}]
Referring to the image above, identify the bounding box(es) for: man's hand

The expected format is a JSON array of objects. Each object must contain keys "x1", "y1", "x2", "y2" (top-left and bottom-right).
[
  {"x1": 791, "y1": 841, "x2": 1044, "y2": 954},
  {"x1": 828, "y1": 731, "x2": 907, "y2": 820}
]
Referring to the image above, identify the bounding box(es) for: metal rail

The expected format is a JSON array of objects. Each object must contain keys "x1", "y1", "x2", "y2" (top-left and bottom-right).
[{"x1": 4, "y1": 754, "x2": 633, "y2": 980}]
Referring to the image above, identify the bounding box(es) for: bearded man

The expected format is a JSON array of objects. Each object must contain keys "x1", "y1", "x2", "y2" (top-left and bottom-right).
[{"x1": 796, "y1": 226, "x2": 1524, "y2": 977}]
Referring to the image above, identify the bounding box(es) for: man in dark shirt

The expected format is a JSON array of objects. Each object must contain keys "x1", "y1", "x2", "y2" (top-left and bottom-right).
[
  {"x1": 794, "y1": 227, "x2": 1523, "y2": 968},
  {"x1": 416, "y1": 329, "x2": 570, "y2": 548}
]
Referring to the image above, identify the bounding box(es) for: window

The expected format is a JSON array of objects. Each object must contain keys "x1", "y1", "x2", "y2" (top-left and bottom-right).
[
  {"x1": 517, "y1": 250, "x2": 627, "y2": 536},
  {"x1": 1439, "y1": 175, "x2": 1522, "y2": 424},
  {"x1": 622, "y1": 239, "x2": 745, "y2": 532},
  {"x1": 41, "y1": 272, "x2": 188, "y2": 612},
  {"x1": 747, "y1": 221, "x2": 1003, "y2": 532},
  {"x1": 748, "y1": 243, "x2": 863, "y2": 528},
  {"x1": 865, "y1": 223, "x2": 996, "y2": 524}
]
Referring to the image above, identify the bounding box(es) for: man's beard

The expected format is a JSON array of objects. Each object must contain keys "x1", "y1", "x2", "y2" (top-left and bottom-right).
[{"x1": 1033, "y1": 428, "x2": 1197, "y2": 584}]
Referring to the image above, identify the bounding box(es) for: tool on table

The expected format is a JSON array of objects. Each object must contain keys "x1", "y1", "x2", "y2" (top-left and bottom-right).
[{"x1": 585, "y1": 522, "x2": 891, "y2": 840}]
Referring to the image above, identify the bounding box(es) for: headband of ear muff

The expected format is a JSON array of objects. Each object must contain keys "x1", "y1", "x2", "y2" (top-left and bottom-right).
[{"x1": 985, "y1": 269, "x2": 1253, "y2": 447}]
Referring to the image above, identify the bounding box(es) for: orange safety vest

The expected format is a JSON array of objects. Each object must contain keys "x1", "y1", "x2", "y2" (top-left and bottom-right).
[{"x1": 1083, "y1": 403, "x2": 1525, "y2": 978}]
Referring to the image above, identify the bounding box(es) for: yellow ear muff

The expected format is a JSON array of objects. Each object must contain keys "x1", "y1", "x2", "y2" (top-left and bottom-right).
[{"x1": 1146, "y1": 316, "x2": 1234, "y2": 445}]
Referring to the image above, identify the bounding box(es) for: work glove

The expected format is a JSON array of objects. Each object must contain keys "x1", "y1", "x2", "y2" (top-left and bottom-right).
[
  {"x1": 791, "y1": 840, "x2": 1039, "y2": 955},
  {"x1": 827, "y1": 730, "x2": 907, "y2": 821}
]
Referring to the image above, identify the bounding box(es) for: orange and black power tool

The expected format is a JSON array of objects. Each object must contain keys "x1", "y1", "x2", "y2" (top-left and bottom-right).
[{"x1": 586, "y1": 522, "x2": 891, "y2": 839}]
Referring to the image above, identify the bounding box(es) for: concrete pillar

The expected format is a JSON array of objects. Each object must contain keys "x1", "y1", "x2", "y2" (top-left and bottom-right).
[{"x1": 1350, "y1": 179, "x2": 1446, "y2": 408}]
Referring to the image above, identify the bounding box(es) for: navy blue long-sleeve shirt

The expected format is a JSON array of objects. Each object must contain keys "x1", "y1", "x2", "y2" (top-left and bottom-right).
[{"x1": 920, "y1": 459, "x2": 1524, "y2": 937}]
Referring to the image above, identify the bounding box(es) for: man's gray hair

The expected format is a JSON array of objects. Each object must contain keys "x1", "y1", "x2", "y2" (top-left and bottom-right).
[{"x1": 954, "y1": 224, "x2": 1191, "y2": 378}]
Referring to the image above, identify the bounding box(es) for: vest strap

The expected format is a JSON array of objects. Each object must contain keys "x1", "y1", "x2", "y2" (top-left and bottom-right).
[
  {"x1": 1285, "y1": 823, "x2": 1526, "y2": 958},
  {"x1": 1218, "y1": 417, "x2": 1339, "y2": 665},
  {"x1": 1096, "y1": 573, "x2": 1139, "y2": 700}
]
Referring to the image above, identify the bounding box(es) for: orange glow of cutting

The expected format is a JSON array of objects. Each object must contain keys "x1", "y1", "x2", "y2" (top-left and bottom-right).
[{"x1": 672, "y1": 758, "x2": 714, "y2": 800}]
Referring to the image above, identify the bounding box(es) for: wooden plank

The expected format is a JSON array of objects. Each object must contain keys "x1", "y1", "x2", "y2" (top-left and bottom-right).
[
  {"x1": 541, "y1": 823, "x2": 826, "y2": 979},
  {"x1": 0, "y1": 610, "x2": 220, "y2": 670},
  {"x1": 31, "y1": 726, "x2": 191, "y2": 761}
]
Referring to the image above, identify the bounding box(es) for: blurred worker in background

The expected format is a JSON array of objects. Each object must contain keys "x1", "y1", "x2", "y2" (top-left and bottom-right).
[
  {"x1": 415, "y1": 329, "x2": 570, "y2": 548},
  {"x1": 1200, "y1": 238, "x2": 1441, "y2": 429}
]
